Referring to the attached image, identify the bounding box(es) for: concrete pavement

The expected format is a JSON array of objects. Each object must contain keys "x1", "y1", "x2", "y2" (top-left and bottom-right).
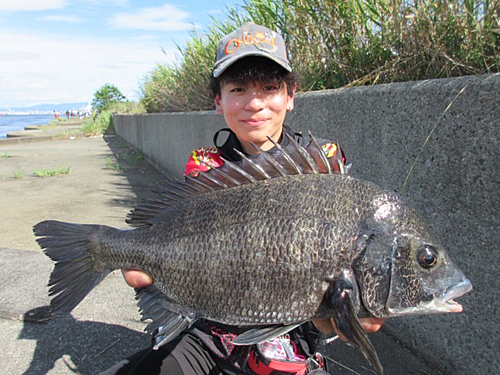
[{"x1": 0, "y1": 125, "x2": 439, "y2": 374}]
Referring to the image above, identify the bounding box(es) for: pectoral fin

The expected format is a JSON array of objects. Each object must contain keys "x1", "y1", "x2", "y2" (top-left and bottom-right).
[{"x1": 328, "y1": 279, "x2": 384, "y2": 375}]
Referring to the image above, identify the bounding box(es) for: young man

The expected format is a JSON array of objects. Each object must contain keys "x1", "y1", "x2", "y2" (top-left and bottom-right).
[{"x1": 111, "y1": 23, "x2": 383, "y2": 374}]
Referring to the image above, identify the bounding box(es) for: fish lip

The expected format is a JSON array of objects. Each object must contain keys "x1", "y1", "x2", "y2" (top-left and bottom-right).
[{"x1": 437, "y1": 279, "x2": 473, "y2": 312}]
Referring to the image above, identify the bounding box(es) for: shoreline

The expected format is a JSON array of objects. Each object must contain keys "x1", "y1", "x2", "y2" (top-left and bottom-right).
[
  {"x1": 0, "y1": 117, "x2": 89, "y2": 144},
  {"x1": 0, "y1": 113, "x2": 54, "y2": 138}
]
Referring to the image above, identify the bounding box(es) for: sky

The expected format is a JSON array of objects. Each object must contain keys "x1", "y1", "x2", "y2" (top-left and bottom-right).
[{"x1": 0, "y1": 0, "x2": 244, "y2": 109}]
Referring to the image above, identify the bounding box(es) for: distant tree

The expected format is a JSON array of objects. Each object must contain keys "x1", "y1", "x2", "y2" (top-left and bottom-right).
[{"x1": 91, "y1": 84, "x2": 126, "y2": 113}]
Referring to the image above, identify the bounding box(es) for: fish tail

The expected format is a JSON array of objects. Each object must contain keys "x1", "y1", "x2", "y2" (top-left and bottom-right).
[{"x1": 34, "y1": 220, "x2": 113, "y2": 314}]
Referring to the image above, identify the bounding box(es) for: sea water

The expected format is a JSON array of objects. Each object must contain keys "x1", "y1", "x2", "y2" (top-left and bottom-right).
[{"x1": 0, "y1": 114, "x2": 54, "y2": 138}]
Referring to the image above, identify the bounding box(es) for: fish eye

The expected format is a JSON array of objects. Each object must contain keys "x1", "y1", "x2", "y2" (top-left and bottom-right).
[{"x1": 418, "y1": 245, "x2": 438, "y2": 269}]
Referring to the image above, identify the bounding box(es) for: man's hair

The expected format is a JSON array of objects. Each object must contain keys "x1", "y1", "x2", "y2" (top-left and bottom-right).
[{"x1": 209, "y1": 56, "x2": 298, "y2": 99}]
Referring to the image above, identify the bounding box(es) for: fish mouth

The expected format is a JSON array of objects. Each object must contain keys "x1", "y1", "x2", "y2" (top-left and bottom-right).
[
  {"x1": 385, "y1": 278, "x2": 473, "y2": 315},
  {"x1": 435, "y1": 279, "x2": 473, "y2": 313}
]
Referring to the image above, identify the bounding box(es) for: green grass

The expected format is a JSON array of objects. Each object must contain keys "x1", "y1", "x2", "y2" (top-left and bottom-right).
[
  {"x1": 116, "y1": 139, "x2": 130, "y2": 149},
  {"x1": 141, "y1": 0, "x2": 500, "y2": 112},
  {"x1": 0, "y1": 153, "x2": 11, "y2": 158},
  {"x1": 83, "y1": 110, "x2": 113, "y2": 136},
  {"x1": 33, "y1": 166, "x2": 72, "y2": 177},
  {"x1": 105, "y1": 157, "x2": 122, "y2": 170},
  {"x1": 83, "y1": 101, "x2": 146, "y2": 136},
  {"x1": 13, "y1": 171, "x2": 24, "y2": 179},
  {"x1": 122, "y1": 150, "x2": 144, "y2": 167}
]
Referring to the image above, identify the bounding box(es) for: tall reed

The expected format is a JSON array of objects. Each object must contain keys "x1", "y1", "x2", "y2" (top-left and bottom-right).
[{"x1": 141, "y1": 0, "x2": 499, "y2": 112}]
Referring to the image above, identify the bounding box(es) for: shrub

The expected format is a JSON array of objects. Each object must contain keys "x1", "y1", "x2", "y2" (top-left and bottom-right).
[{"x1": 83, "y1": 101, "x2": 145, "y2": 136}]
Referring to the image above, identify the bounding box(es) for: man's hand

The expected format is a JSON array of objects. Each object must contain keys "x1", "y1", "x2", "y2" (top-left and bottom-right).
[
  {"x1": 121, "y1": 269, "x2": 154, "y2": 288},
  {"x1": 312, "y1": 317, "x2": 385, "y2": 341}
]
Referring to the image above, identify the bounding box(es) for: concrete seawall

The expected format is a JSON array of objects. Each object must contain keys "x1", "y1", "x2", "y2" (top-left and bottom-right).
[{"x1": 113, "y1": 73, "x2": 499, "y2": 375}]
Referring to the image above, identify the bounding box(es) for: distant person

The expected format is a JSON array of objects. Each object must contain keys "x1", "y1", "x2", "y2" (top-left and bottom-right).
[
  {"x1": 66, "y1": 110, "x2": 70, "y2": 119},
  {"x1": 53, "y1": 111, "x2": 59, "y2": 120}
]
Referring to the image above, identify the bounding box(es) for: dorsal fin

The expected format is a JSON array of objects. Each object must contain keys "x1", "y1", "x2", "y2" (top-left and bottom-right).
[
  {"x1": 306, "y1": 131, "x2": 332, "y2": 174},
  {"x1": 220, "y1": 158, "x2": 256, "y2": 184},
  {"x1": 249, "y1": 141, "x2": 288, "y2": 177},
  {"x1": 126, "y1": 133, "x2": 347, "y2": 227},
  {"x1": 278, "y1": 133, "x2": 318, "y2": 174},
  {"x1": 204, "y1": 162, "x2": 242, "y2": 186},
  {"x1": 265, "y1": 136, "x2": 303, "y2": 175},
  {"x1": 234, "y1": 149, "x2": 271, "y2": 179}
]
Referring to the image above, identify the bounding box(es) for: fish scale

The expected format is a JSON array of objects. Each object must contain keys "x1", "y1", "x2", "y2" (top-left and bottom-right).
[{"x1": 53, "y1": 175, "x2": 372, "y2": 324}]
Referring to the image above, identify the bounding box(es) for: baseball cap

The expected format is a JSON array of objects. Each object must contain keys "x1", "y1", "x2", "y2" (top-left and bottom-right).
[{"x1": 213, "y1": 22, "x2": 292, "y2": 78}]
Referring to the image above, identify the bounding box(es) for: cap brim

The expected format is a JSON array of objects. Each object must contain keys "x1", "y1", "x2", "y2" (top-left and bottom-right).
[{"x1": 213, "y1": 51, "x2": 292, "y2": 78}]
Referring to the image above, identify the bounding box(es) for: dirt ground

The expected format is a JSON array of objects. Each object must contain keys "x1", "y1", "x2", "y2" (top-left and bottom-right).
[{"x1": 0, "y1": 135, "x2": 165, "y2": 251}]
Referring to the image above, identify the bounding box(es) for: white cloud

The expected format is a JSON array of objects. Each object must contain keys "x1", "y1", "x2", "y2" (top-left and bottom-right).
[
  {"x1": 109, "y1": 4, "x2": 191, "y2": 31},
  {"x1": 40, "y1": 15, "x2": 83, "y2": 23},
  {"x1": 0, "y1": 0, "x2": 67, "y2": 12},
  {"x1": 0, "y1": 28, "x2": 177, "y2": 107},
  {"x1": 0, "y1": 51, "x2": 39, "y2": 62}
]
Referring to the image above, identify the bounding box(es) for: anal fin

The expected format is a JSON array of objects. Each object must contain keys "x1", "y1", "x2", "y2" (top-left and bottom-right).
[{"x1": 135, "y1": 286, "x2": 196, "y2": 349}]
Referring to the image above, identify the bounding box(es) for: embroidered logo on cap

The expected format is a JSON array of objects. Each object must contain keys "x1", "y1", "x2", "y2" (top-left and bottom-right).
[{"x1": 224, "y1": 31, "x2": 277, "y2": 55}]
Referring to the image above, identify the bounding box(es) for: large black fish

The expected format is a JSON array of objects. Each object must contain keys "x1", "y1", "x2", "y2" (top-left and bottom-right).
[{"x1": 34, "y1": 134, "x2": 472, "y2": 374}]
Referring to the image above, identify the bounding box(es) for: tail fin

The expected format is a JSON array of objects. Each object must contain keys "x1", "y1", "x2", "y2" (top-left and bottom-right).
[{"x1": 34, "y1": 220, "x2": 112, "y2": 314}]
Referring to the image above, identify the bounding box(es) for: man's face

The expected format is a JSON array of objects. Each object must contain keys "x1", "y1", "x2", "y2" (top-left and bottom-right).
[{"x1": 215, "y1": 80, "x2": 295, "y2": 155}]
